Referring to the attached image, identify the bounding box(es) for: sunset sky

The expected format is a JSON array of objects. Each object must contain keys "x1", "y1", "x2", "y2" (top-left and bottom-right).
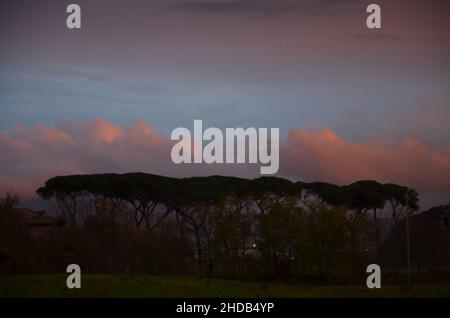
[{"x1": 0, "y1": 0, "x2": 449, "y2": 208}]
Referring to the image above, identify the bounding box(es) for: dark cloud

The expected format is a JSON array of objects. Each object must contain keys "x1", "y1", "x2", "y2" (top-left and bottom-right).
[
  {"x1": 348, "y1": 32, "x2": 403, "y2": 42},
  {"x1": 173, "y1": 0, "x2": 358, "y2": 17}
]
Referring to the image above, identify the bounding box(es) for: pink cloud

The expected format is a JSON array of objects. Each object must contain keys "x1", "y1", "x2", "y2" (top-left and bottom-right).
[
  {"x1": 282, "y1": 128, "x2": 450, "y2": 193},
  {"x1": 0, "y1": 119, "x2": 449, "y2": 201},
  {"x1": 0, "y1": 119, "x2": 257, "y2": 200}
]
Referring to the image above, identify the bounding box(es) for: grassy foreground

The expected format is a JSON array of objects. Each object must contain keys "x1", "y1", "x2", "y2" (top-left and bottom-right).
[{"x1": 0, "y1": 275, "x2": 449, "y2": 298}]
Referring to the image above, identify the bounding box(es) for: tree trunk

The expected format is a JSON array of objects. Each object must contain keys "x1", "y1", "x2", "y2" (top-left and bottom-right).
[{"x1": 373, "y1": 208, "x2": 381, "y2": 259}]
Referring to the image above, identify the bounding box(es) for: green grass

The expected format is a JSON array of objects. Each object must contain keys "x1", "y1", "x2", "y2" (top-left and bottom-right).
[{"x1": 0, "y1": 275, "x2": 449, "y2": 298}]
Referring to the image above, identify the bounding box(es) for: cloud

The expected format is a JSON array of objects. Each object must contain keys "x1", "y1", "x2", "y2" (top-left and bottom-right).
[
  {"x1": 347, "y1": 32, "x2": 403, "y2": 42},
  {"x1": 0, "y1": 119, "x2": 258, "y2": 200},
  {"x1": 173, "y1": 0, "x2": 358, "y2": 17},
  {"x1": 0, "y1": 119, "x2": 449, "y2": 202},
  {"x1": 281, "y1": 128, "x2": 450, "y2": 193}
]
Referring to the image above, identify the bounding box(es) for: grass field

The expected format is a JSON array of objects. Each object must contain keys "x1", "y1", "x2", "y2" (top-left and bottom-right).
[{"x1": 1, "y1": 275, "x2": 450, "y2": 298}]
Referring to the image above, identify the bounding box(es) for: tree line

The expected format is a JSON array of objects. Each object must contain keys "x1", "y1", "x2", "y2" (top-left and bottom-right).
[{"x1": 28, "y1": 173, "x2": 419, "y2": 280}]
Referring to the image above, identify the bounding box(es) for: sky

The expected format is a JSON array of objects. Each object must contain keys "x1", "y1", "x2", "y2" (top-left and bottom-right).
[{"x1": 0, "y1": 0, "x2": 449, "y2": 208}]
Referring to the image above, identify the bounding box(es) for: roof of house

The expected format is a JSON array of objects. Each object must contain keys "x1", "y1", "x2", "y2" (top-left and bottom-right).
[{"x1": 418, "y1": 204, "x2": 450, "y2": 218}]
